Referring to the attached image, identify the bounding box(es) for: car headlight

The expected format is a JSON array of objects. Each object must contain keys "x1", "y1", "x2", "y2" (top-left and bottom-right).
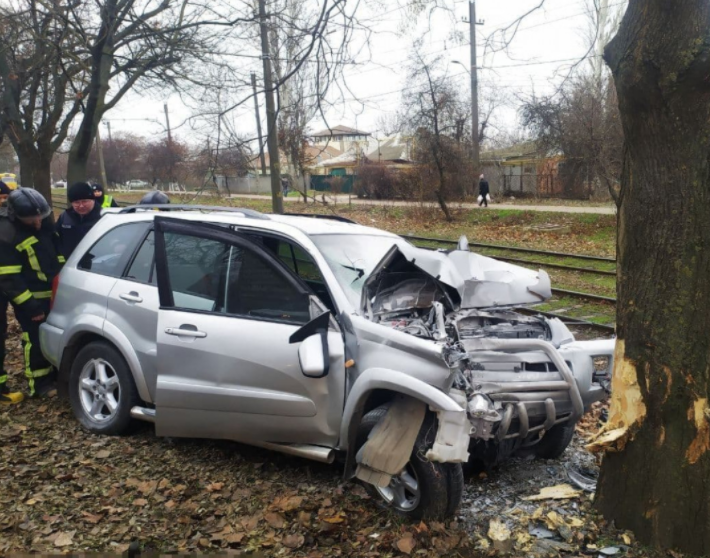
[{"x1": 593, "y1": 355, "x2": 610, "y2": 373}]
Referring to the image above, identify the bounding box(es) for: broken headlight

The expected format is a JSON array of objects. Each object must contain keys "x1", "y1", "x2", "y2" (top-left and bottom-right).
[
  {"x1": 592, "y1": 355, "x2": 611, "y2": 394},
  {"x1": 593, "y1": 355, "x2": 610, "y2": 373}
]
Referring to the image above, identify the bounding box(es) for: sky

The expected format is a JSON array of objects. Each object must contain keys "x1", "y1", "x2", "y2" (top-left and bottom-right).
[{"x1": 97, "y1": 0, "x2": 625, "y2": 149}]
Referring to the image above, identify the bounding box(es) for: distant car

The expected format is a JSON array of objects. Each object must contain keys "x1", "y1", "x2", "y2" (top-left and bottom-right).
[
  {"x1": 125, "y1": 180, "x2": 150, "y2": 190},
  {"x1": 2, "y1": 173, "x2": 18, "y2": 189},
  {"x1": 53, "y1": 180, "x2": 67, "y2": 189}
]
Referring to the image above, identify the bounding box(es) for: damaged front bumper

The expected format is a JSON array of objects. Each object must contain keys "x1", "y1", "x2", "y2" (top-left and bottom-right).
[{"x1": 426, "y1": 338, "x2": 614, "y2": 462}]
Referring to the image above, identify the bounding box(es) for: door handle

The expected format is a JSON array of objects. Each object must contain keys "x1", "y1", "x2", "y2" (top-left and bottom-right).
[
  {"x1": 165, "y1": 327, "x2": 207, "y2": 338},
  {"x1": 119, "y1": 292, "x2": 143, "y2": 303}
]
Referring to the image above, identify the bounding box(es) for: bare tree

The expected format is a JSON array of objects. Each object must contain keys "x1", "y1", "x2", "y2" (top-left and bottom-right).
[
  {"x1": 521, "y1": 74, "x2": 623, "y2": 200},
  {"x1": 401, "y1": 52, "x2": 472, "y2": 220},
  {"x1": 61, "y1": 0, "x2": 248, "y2": 185},
  {"x1": 145, "y1": 137, "x2": 189, "y2": 187},
  {"x1": 85, "y1": 134, "x2": 145, "y2": 186},
  {"x1": 0, "y1": 0, "x2": 84, "y2": 199}
]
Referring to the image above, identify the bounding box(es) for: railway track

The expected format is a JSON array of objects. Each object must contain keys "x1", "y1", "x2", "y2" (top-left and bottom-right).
[{"x1": 52, "y1": 197, "x2": 616, "y2": 333}]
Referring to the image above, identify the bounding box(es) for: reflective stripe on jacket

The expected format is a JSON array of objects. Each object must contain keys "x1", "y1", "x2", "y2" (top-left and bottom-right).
[{"x1": 0, "y1": 210, "x2": 63, "y2": 318}]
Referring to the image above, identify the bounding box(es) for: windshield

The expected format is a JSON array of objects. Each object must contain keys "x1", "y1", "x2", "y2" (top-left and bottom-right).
[{"x1": 310, "y1": 234, "x2": 409, "y2": 307}]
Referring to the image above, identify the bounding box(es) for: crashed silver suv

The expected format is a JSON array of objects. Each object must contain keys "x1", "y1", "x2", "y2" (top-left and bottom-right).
[{"x1": 40, "y1": 206, "x2": 614, "y2": 519}]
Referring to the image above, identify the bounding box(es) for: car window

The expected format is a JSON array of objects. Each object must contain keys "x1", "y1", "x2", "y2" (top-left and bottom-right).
[
  {"x1": 78, "y1": 223, "x2": 148, "y2": 277},
  {"x1": 125, "y1": 231, "x2": 155, "y2": 284},
  {"x1": 276, "y1": 243, "x2": 322, "y2": 282},
  {"x1": 164, "y1": 233, "x2": 227, "y2": 311},
  {"x1": 163, "y1": 232, "x2": 310, "y2": 323}
]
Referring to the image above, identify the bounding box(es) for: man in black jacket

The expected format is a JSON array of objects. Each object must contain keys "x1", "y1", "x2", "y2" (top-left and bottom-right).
[
  {"x1": 56, "y1": 182, "x2": 103, "y2": 258},
  {"x1": 478, "y1": 174, "x2": 490, "y2": 208},
  {"x1": 0, "y1": 189, "x2": 63, "y2": 403}
]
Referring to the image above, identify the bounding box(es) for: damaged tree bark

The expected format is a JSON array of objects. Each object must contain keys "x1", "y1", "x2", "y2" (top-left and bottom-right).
[{"x1": 594, "y1": 1, "x2": 710, "y2": 554}]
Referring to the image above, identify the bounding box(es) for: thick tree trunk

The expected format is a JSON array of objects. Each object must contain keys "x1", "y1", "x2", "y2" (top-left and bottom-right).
[
  {"x1": 594, "y1": 1, "x2": 710, "y2": 555},
  {"x1": 32, "y1": 156, "x2": 52, "y2": 203},
  {"x1": 17, "y1": 148, "x2": 34, "y2": 190},
  {"x1": 66, "y1": 144, "x2": 93, "y2": 186}
]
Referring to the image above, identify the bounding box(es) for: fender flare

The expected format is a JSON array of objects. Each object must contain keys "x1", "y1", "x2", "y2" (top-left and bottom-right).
[
  {"x1": 101, "y1": 320, "x2": 152, "y2": 402},
  {"x1": 340, "y1": 368, "x2": 464, "y2": 479}
]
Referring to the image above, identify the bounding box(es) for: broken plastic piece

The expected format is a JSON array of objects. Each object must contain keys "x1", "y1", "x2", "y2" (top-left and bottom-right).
[{"x1": 426, "y1": 389, "x2": 470, "y2": 463}]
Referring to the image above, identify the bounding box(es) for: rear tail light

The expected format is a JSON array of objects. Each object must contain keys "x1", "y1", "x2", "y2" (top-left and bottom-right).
[{"x1": 50, "y1": 275, "x2": 60, "y2": 310}]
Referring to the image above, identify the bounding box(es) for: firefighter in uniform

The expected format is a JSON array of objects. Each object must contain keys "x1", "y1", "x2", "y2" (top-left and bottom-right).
[
  {"x1": 0, "y1": 189, "x2": 63, "y2": 404},
  {"x1": 91, "y1": 183, "x2": 118, "y2": 208}
]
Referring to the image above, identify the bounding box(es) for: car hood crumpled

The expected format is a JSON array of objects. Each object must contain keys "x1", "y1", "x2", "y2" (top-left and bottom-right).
[{"x1": 363, "y1": 242, "x2": 552, "y2": 312}]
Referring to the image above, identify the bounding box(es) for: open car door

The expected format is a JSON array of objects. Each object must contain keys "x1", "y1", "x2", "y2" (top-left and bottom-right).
[{"x1": 152, "y1": 217, "x2": 345, "y2": 447}]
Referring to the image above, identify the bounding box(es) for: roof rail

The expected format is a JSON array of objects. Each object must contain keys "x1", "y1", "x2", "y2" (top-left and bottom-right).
[
  {"x1": 284, "y1": 213, "x2": 357, "y2": 224},
  {"x1": 117, "y1": 205, "x2": 270, "y2": 220}
]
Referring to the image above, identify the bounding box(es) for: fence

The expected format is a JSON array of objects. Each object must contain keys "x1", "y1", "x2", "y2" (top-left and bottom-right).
[
  {"x1": 310, "y1": 175, "x2": 358, "y2": 194},
  {"x1": 502, "y1": 172, "x2": 603, "y2": 200}
]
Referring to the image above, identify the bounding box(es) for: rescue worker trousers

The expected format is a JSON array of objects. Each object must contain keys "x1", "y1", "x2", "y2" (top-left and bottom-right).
[
  {"x1": 0, "y1": 293, "x2": 7, "y2": 389},
  {"x1": 15, "y1": 300, "x2": 54, "y2": 396}
]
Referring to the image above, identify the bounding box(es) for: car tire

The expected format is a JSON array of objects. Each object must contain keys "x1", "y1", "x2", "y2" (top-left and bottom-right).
[
  {"x1": 533, "y1": 421, "x2": 576, "y2": 459},
  {"x1": 356, "y1": 406, "x2": 463, "y2": 520},
  {"x1": 69, "y1": 341, "x2": 140, "y2": 436}
]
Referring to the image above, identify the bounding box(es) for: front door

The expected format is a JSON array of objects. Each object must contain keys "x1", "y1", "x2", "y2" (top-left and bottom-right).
[{"x1": 152, "y1": 217, "x2": 345, "y2": 447}]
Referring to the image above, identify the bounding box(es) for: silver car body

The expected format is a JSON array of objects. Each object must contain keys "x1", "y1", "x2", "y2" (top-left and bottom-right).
[{"x1": 41, "y1": 210, "x2": 614, "y2": 467}]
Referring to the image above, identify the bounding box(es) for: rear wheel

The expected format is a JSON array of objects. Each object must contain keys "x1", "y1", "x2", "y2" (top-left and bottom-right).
[
  {"x1": 69, "y1": 341, "x2": 140, "y2": 436},
  {"x1": 356, "y1": 406, "x2": 463, "y2": 520},
  {"x1": 533, "y1": 421, "x2": 576, "y2": 459}
]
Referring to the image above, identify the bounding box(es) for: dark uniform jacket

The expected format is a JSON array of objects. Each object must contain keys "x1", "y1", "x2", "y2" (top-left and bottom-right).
[
  {"x1": 56, "y1": 204, "x2": 103, "y2": 258},
  {"x1": 0, "y1": 209, "x2": 63, "y2": 319},
  {"x1": 479, "y1": 179, "x2": 490, "y2": 197}
]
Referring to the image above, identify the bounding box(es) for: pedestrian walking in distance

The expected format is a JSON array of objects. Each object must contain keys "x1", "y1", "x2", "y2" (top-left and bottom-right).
[{"x1": 478, "y1": 174, "x2": 490, "y2": 207}]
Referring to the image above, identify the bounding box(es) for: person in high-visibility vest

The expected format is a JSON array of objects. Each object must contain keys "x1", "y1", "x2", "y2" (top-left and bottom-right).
[
  {"x1": 0, "y1": 189, "x2": 63, "y2": 403},
  {"x1": 91, "y1": 183, "x2": 118, "y2": 208}
]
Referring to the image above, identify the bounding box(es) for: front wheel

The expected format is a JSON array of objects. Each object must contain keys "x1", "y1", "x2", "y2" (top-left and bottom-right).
[
  {"x1": 533, "y1": 421, "x2": 576, "y2": 459},
  {"x1": 356, "y1": 406, "x2": 463, "y2": 520},
  {"x1": 69, "y1": 341, "x2": 140, "y2": 436}
]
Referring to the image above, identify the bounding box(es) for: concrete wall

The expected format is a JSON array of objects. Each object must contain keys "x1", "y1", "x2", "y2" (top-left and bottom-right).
[{"x1": 215, "y1": 175, "x2": 272, "y2": 194}]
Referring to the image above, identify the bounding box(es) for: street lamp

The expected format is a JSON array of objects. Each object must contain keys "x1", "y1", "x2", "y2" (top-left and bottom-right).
[{"x1": 451, "y1": 60, "x2": 470, "y2": 75}]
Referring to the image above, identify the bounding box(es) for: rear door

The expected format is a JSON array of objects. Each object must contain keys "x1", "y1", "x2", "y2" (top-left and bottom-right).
[
  {"x1": 105, "y1": 227, "x2": 161, "y2": 400},
  {"x1": 152, "y1": 217, "x2": 345, "y2": 447}
]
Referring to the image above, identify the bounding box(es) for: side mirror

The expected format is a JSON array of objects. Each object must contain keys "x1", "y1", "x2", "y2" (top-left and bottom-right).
[
  {"x1": 298, "y1": 334, "x2": 329, "y2": 378},
  {"x1": 290, "y1": 312, "x2": 331, "y2": 378}
]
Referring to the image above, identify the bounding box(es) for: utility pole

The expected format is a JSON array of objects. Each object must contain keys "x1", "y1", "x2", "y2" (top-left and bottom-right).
[
  {"x1": 95, "y1": 124, "x2": 108, "y2": 190},
  {"x1": 164, "y1": 103, "x2": 172, "y2": 144},
  {"x1": 467, "y1": 1, "x2": 484, "y2": 173},
  {"x1": 105, "y1": 121, "x2": 112, "y2": 143},
  {"x1": 251, "y1": 72, "x2": 267, "y2": 177},
  {"x1": 258, "y1": 0, "x2": 283, "y2": 214}
]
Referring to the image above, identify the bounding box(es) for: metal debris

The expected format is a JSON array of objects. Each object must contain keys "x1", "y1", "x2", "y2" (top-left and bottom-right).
[{"x1": 567, "y1": 466, "x2": 598, "y2": 492}]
